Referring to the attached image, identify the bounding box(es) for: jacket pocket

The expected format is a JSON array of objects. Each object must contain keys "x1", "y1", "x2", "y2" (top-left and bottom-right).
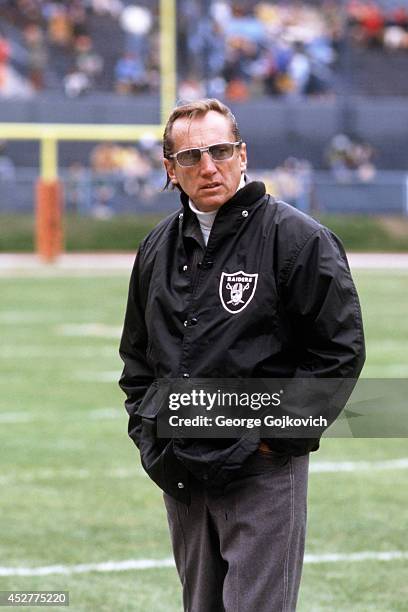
[
  {"x1": 135, "y1": 382, "x2": 190, "y2": 503},
  {"x1": 137, "y1": 382, "x2": 173, "y2": 490},
  {"x1": 135, "y1": 380, "x2": 160, "y2": 418}
]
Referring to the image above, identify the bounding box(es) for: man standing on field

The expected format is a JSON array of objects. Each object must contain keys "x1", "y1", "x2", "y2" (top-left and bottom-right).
[{"x1": 119, "y1": 98, "x2": 365, "y2": 611}]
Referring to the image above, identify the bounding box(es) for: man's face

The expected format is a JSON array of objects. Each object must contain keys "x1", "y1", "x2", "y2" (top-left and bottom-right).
[{"x1": 164, "y1": 111, "x2": 247, "y2": 212}]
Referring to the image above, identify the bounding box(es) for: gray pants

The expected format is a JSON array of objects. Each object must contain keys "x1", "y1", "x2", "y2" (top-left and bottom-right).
[{"x1": 164, "y1": 450, "x2": 309, "y2": 612}]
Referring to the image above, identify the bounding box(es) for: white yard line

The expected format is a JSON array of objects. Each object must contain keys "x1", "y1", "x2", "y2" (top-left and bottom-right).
[
  {"x1": 0, "y1": 559, "x2": 175, "y2": 576},
  {"x1": 0, "y1": 551, "x2": 407, "y2": 576},
  {"x1": 310, "y1": 458, "x2": 408, "y2": 472},
  {"x1": 303, "y1": 551, "x2": 408, "y2": 563}
]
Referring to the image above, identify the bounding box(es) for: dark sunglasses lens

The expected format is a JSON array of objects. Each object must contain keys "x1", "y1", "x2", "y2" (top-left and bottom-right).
[
  {"x1": 177, "y1": 149, "x2": 201, "y2": 166},
  {"x1": 210, "y1": 143, "x2": 234, "y2": 160}
]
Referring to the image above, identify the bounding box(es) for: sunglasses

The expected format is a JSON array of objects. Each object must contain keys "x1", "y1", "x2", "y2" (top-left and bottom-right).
[{"x1": 169, "y1": 141, "x2": 242, "y2": 167}]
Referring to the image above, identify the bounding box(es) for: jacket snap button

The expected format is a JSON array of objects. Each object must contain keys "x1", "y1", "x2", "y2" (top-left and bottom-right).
[
  {"x1": 177, "y1": 482, "x2": 185, "y2": 489},
  {"x1": 242, "y1": 210, "x2": 249, "y2": 217},
  {"x1": 183, "y1": 320, "x2": 188, "y2": 327},
  {"x1": 190, "y1": 317, "x2": 198, "y2": 325}
]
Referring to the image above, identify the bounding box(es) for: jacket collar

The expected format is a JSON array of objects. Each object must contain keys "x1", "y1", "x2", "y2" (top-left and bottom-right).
[
  {"x1": 179, "y1": 181, "x2": 267, "y2": 250},
  {"x1": 180, "y1": 180, "x2": 266, "y2": 216}
]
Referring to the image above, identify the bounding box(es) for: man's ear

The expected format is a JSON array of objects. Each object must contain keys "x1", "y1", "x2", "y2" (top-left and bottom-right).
[
  {"x1": 164, "y1": 158, "x2": 178, "y2": 184},
  {"x1": 239, "y1": 142, "x2": 247, "y2": 173}
]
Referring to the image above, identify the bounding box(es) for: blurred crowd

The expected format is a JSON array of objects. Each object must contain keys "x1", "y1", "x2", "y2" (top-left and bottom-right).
[
  {"x1": 65, "y1": 137, "x2": 164, "y2": 217},
  {"x1": 0, "y1": 130, "x2": 379, "y2": 216},
  {"x1": 1, "y1": 0, "x2": 408, "y2": 100},
  {"x1": 0, "y1": 0, "x2": 159, "y2": 97},
  {"x1": 178, "y1": 0, "x2": 342, "y2": 100},
  {"x1": 178, "y1": 0, "x2": 408, "y2": 101},
  {"x1": 62, "y1": 131, "x2": 377, "y2": 217},
  {"x1": 347, "y1": 0, "x2": 408, "y2": 50},
  {"x1": 64, "y1": 149, "x2": 316, "y2": 218}
]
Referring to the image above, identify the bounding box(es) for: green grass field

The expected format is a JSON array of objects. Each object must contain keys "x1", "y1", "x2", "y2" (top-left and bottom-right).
[
  {"x1": 2, "y1": 214, "x2": 408, "y2": 252},
  {"x1": 0, "y1": 268, "x2": 407, "y2": 611}
]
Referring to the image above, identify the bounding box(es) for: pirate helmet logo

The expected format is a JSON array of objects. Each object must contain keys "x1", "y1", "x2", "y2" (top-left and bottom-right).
[{"x1": 219, "y1": 271, "x2": 259, "y2": 314}]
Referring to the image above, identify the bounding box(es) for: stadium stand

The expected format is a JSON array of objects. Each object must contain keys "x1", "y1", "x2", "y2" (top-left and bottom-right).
[
  {"x1": 0, "y1": 0, "x2": 158, "y2": 96},
  {"x1": 1, "y1": 1, "x2": 408, "y2": 216},
  {"x1": 1, "y1": 0, "x2": 408, "y2": 99}
]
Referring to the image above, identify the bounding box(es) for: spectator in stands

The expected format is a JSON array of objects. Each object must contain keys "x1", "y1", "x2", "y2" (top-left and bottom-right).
[
  {"x1": 63, "y1": 69, "x2": 91, "y2": 97},
  {"x1": 91, "y1": 0, "x2": 123, "y2": 19},
  {"x1": 114, "y1": 52, "x2": 148, "y2": 95},
  {"x1": 326, "y1": 133, "x2": 376, "y2": 183},
  {"x1": 269, "y1": 157, "x2": 313, "y2": 211},
  {"x1": 0, "y1": 30, "x2": 33, "y2": 98},
  {"x1": 68, "y1": 0, "x2": 88, "y2": 39},
  {"x1": 287, "y1": 43, "x2": 311, "y2": 96},
  {"x1": 0, "y1": 35, "x2": 10, "y2": 93},
  {"x1": 46, "y1": 3, "x2": 73, "y2": 48},
  {"x1": 65, "y1": 161, "x2": 90, "y2": 213},
  {"x1": 360, "y1": 1, "x2": 385, "y2": 47},
  {"x1": 0, "y1": 140, "x2": 16, "y2": 181},
  {"x1": 178, "y1": 76, "x2": 206, "y2": 101},
  {"x1": 383, "y1": 5, "x2": 408, "y2": 50},
  {"x1": 89, "y1": 141, "x2": 156, "y2": 205},
  {"x1": 353, "y1": 141, "x2": 377, "y2": 182},
  {"x1": 119, "y1": 145, "x2": 153, "y2": 198},
  {"x1": 23, "y1": 24, "x2": 47, "y2": 90},
  {"x1": 326, "y1": 134, "x2": 355, "y2": 182},
  {"x1": 74, "y1": 35, "x2": 103, "y2": 84}
]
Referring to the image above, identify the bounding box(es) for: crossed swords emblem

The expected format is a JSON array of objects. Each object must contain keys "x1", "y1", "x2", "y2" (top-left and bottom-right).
[{"x1": 225, "y1": 282, "x2": 251, "y2": 306}]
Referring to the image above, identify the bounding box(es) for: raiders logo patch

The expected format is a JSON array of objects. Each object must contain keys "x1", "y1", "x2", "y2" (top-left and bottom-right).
[{"x1": 219, "y1": 270, "x2": 259, "y2": 314}]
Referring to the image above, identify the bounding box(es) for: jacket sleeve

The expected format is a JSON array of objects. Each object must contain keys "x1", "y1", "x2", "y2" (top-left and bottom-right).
[
  {"x1": 119, "y1": 246, "x2": 154, "y2": 448},
  {"x1": 266, "y1": 227, "x2": 366, "y2": 455}
]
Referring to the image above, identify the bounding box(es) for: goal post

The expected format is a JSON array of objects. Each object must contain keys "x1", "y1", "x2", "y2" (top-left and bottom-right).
[{"x1": 0, "y1": 0, "x2": 176, "y2": 262}]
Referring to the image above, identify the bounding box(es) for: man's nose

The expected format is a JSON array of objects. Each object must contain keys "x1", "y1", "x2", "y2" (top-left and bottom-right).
[{"x1": 199, "y1": 151, "x2": 217, "y2": 174}]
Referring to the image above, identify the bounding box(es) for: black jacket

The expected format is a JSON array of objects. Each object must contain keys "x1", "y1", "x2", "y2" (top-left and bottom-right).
[{"x1": 119, "y1": 181, "x2": 365, "y2": 503}]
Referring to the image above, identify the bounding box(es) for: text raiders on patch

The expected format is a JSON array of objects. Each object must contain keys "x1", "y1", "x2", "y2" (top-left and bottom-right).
[{"x1": 219, "y1": 271, "x2": 259, "y2": 314}]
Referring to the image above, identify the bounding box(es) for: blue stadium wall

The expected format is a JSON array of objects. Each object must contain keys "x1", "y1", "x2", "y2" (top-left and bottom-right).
[{"x1": 1, "y1": 95, "x2": 408, "y2": 170}]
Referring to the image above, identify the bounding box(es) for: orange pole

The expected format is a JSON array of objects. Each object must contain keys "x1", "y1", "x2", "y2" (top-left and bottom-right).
[{"x1": 35, "y1": 179, "x2": 64, "y2": 262}]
